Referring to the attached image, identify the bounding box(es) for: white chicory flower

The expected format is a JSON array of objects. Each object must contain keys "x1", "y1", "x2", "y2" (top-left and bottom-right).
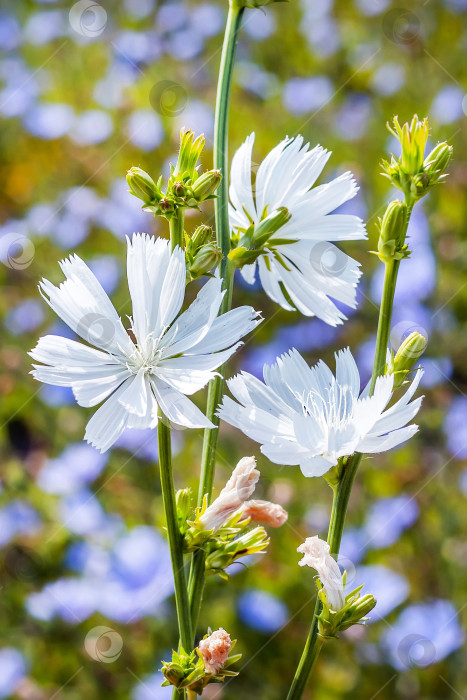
[
  {"x1": 198, "y1": 456, "x2": 259, "y2": 532},
  {"x1": 30, "y1": 234, "x2": 261, "y2": 452},
  {"x1": 297, "y1": 536, "x2": 345, "y2": 611},
  {"x1": 229, "y1": 133, "x2": 366, "y2": 325},
  {"x1": 218, "y1": 347, "x2": 423, "y2": 478}
]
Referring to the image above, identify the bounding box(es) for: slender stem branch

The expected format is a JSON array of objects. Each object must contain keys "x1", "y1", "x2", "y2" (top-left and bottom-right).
[
  {"x1": 370, "y1": 259, "x2": 399, "y2": 393},
  {"x1": 187, "y1": 0, "x2": 244, "y2": 646},
  {"x1": 158, "y1": 418, "x2": 192, "y2": 651},
  {"x1": 286, "y1": 455, "x2": 361, "y2": 700},
  {"x1": 287, "y1": 199, "x2": 416, "y2": 700}
]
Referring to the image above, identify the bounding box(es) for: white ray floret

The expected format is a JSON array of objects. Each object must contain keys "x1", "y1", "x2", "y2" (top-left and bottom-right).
[
  {"x1": 229, "y1": 133, "x2": 367, "y2": 326},
  {"x1": 30, "y1": 234, "x2": 261, "y2": 452},
  {"x1": 218, "y1": 347, "x2": 423, "y2": 478}
]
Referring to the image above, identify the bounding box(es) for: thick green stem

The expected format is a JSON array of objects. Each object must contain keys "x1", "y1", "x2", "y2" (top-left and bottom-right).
[
  {"x1": 158, "y1": 418, "x2": 192, "y2": 652},
  {"x1": 169, "y1": 209, "x2": 185, "y2": 251},
  {"x1": 187, "y1": 0, "x2": 244, "y2": 646},
  {"x1": 287, "y1": 199, "x2": 416, "y2": 700}
]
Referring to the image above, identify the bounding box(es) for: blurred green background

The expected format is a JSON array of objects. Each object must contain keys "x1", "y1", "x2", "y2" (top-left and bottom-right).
[{"x1": 0, "y1": 0, "x2": 466, "y2": 698}]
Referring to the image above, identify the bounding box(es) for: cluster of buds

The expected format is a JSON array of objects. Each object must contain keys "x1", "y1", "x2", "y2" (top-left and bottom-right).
[
  {"x1": 298, "y1": 536, "x2": 376, "y2": 639},
  {"x1": 161, "y1": 629, "x2": 241, "y2": 695},
  {"x1": 387, "y1": 330, "x2": 426, "y2": 388},
  {"x1": 126, "y1": 129, "x2": 222, "y2": 220},
  {"x1": 382, "y1": 115, "x2": 452, "y2": 202},
  {"x1": 178, "y1": 457, "x2": 287, "y2": 579},
  {"x1": 185, "y1": 225, "x2": 222, "y2": 281},
  {"x1": 228, "y1": 206, "x2": 292, "y2": 268}
]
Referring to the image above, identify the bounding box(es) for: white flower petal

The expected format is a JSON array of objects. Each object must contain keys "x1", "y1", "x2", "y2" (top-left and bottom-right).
[
  {"x1": 84, "y1": 380, "x2": 133, "y2": 452},
  {"x1": 299, "y1": 454, "x2": 337, "y2": 478},
  {"x1": 160, "y1": 276, "x2": 224, "y2": 357},
  {"x1": 188, "y1": 305, "x2": 260, "y2": 355},
  {"x1": 335, "y1": 348, "x2": 361, "y2": 397},
  {"x1": 118, "y1": 369, "x2": 149, "y2": 417},
  {"x1": 151, "y1": 378, "x2": 213, "y2": 428},
  {"x1": 39, "y1": 256, "x2": 134, "y2": 356},
  {"x1": 156, "y1": 245, "x2": 187, "y2": 333},
  {"x1": 357, "y1": 424, "x2": 419, "y2": 453},
  {"x1": 229, "y1": 132, "x2": 257, "y2": 222}
]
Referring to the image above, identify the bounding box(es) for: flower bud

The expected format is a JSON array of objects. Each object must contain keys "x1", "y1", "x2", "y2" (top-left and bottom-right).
[
  {"x1": 199, "y1": 629, "x2": 232, "y2": 675},
  {"x1": 188, "y1": 243, "x2": 222, "y2": 279},
  {"x1": 198, "y1": 456, "x2": 259, "y2": 532},
  {"x1": 159, "y1": 197, "x2": 174, "y2": 214},
  {"x1": 389, "y1": 115, "x2": 429, "y2": 175},
  {"x1": 173, "y1": 128, "x2": 205, "y2": 180},
  {"x1": 191, "y1": 224, "x2": 213, "y2": 249},
  {"x1": 126, "y1": 167, "x2": 160, "y2": 203},
  {"x1": 377, "y1": 200, "x2": 408, "y2": 264},
  {"x1": 172, "y1": 180, "x2": 186, "y2": 198},
  {"x1": 298, "y1": 536, "x2": 345, "y2": 612},
  {"x1": 424, "y1": 142, "x2": 453, "y2": 181},
  {"x1": 176, "y1": 488, "x2": 192, "y2": 530},
  {"x1": 251, "y1": 206, "x2": 291, "y2": 247},
  {"x1": 240, "y1": 499, "x2": 288, "y2": 527},
  {"x1": 228, "y1": 246, "x2": 263, "y2": 267},
  {"x1": 191, "y1": 169, "x2": 222, "y2": 202},
  {"x1": 391, "y1": 331, "x2": 426, "y2": 388}
]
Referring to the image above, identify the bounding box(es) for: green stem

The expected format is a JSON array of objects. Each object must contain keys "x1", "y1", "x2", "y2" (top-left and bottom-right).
[
  {"x1": 287, "y1": 200, "x2": 416, "y2": 700},
  {"x1": 169, "y1": 209, "x2": 185, "y2": 251},
  {"x1": 157, "y1": 417, "x2": 192, "y2": 652},
  {"x1": 187, "y1": 0, "x2": 244, "y2": 646},
  {"x1": 286, "y1": 455, "x2": 361, "y2": 700},
  {"x1": 370, "y1": 259, "x2": 399, "y2": 394}
]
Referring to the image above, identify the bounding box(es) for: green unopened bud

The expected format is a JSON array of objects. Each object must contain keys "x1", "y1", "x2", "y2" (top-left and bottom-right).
[
  {"x1": 377, "y1": 200, "x2": 408, "y2": 263},
  {"x1": 189, "y1": 243, "x2": 222, "y2": 279},
  {"x1": 126, "y1": 167, "x2": 160, "y2": 203},
  {"x1": 159, "y1": 197, "x2": 174, "y2": 214},
  {"x1": 391, "y1": 331, "x2": 426, "y2": 388},
  {"x1": 176, "y1": 488, "x2": 192, "y2": 531},
  {"x1": 388, "y1": 115, "x2": 429, "y2": 175},
  {"x1": 228, "y1": 246, "x2": 262, "y2": 268},
  {"x1": 191, "y1": 169, "x2": 222, "y2": 202},
  {"x1": 191, "y1": 224, "x2": 213, "y2": 249},
  {"x1": 252, "y1": 207, "x2": 291, "y2": 247},
  {"x1": 172, "y1": 180, "x2": 186, "y2": 198},
  {"x1": 174, "y1": 129, "x2": 205, "y2": 179},
  {"x1": 424, "y1": 142, "x2": 453, "y2": 181}
]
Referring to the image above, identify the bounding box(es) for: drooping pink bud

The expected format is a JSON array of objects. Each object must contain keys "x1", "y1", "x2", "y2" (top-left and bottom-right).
[
  {"x1": 199, "y1": 456, "x2": 259, "y2": 531},
  {"x1": 241, "y1": 499, "x2": 288, "y2": 528}
]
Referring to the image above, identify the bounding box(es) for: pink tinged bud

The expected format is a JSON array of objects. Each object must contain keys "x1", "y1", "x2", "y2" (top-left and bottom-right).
[
  {"x1": 241, "y1": 499, "x2": 288, "y2": 528},
  {"x1": 297, "y1": 536, "x2": 345, "y2": 611},
  {"x1": 199, "y1": 628, "x2": 232, "y2": 675},
  {"x1": 199, "y1": 457, "x2": 260, "y2": 531}
]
